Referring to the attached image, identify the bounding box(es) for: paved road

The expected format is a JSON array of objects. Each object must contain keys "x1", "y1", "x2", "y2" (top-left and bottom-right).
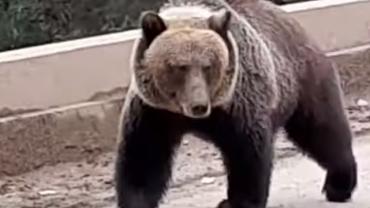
[
  {"x1": 1, "y1": 132, "x2": 369, "y2": 208},
  {"x1": 160, "y1": 136, "x2": 370, "y2": 208}
]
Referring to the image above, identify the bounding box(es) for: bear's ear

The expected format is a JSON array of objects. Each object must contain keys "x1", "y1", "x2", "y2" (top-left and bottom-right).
[
  {"x1": 208, "y1": 9, "x2": 231, "y2": 38},
  {"x1": 140, "y1": 11, "x2": 167, "y2": 46}
]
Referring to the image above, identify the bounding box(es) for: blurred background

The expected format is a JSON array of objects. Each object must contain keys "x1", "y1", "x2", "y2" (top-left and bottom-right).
[{"x1": 0, "y1": 0, "x2": 315, "y2": 52}]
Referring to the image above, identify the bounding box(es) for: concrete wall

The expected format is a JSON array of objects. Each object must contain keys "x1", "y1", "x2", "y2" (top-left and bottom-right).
[
  {"x1": 1, "y1": 0, "x2": 370, "y2": 177},
  {"x1": 0, "y1": 31, "x2": 138, "y2": 113},
  {"x1": 283, "y1": 0, "x2": 370, "y2": 51},
  {"x1": 0, "y1": 0, "x2": 369, "y2": 113}
]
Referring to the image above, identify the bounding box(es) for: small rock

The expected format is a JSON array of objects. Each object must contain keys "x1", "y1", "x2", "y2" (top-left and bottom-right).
[
  {"x1": 104, "y1": 179, "x2": 114, "y2": 185},
  {"x1": 38, "y1": 190, "x2": 57, "y2": 196},
  {"x1": 356, "y1": 99, "x2": 368, "y2": 107},
  {"x1": 200, "y1": 176, "x2": 216, "y2": 184}
]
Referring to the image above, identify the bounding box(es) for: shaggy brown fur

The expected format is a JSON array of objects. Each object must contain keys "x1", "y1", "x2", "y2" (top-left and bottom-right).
[{"x1": 115, "y1": 0, "x2": 358, "y2": 208}]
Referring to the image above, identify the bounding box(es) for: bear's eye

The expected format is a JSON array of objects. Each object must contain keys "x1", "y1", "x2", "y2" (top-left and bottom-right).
[
  {"x1": 176, "y1": 65, "x2": 188, "y2": 72},
  {"x1": 169, "y1": 91, "x2": 177, "y2": 98}
]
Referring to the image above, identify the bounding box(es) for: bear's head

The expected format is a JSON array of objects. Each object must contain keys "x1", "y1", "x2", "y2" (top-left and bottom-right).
[{"x1": 130, "y1": 7, "x2": 238, "y2": 119}]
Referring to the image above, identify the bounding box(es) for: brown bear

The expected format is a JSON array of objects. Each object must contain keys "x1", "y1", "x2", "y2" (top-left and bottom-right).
[{"x1": 114, "y1": 0, "x2": 358, "y2": 207}]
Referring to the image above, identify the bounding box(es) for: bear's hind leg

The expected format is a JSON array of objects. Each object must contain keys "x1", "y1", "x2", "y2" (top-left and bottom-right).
[
  {"x1": 115, "y1": 98, "x2": 184, "y2": 208},
  {"x1": 284, "y1": 70, "x2": 357, "y2": 202}
]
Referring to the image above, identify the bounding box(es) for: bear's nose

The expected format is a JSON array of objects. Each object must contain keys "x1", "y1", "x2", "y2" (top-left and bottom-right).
[{"x1": 190, "y1": 104, "x2": 209, "y2": 117}]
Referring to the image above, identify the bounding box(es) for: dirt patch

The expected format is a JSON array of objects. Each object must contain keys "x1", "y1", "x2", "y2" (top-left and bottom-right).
[{"x1": 0, "y1": 139, "x2": 292, "y2": 208}]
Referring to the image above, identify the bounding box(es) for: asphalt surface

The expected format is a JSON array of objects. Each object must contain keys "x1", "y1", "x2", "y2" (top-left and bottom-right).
[{"x1": 160, "y1": 135, "x2": 370, "y2": 208}]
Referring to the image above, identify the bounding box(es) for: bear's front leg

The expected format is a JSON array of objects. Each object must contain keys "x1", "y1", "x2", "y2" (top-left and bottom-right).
[
  {"x1": 115, "y1": 97, "x2": 184, "y2": 208},
  {"x1": 209, "y1": 109, "x2": 274, "y2": 208}
]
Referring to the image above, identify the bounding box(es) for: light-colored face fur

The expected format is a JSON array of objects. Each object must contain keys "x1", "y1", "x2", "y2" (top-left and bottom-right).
[{"x1": 130, "y1": 6, "x2": 238, "y2": 119}]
